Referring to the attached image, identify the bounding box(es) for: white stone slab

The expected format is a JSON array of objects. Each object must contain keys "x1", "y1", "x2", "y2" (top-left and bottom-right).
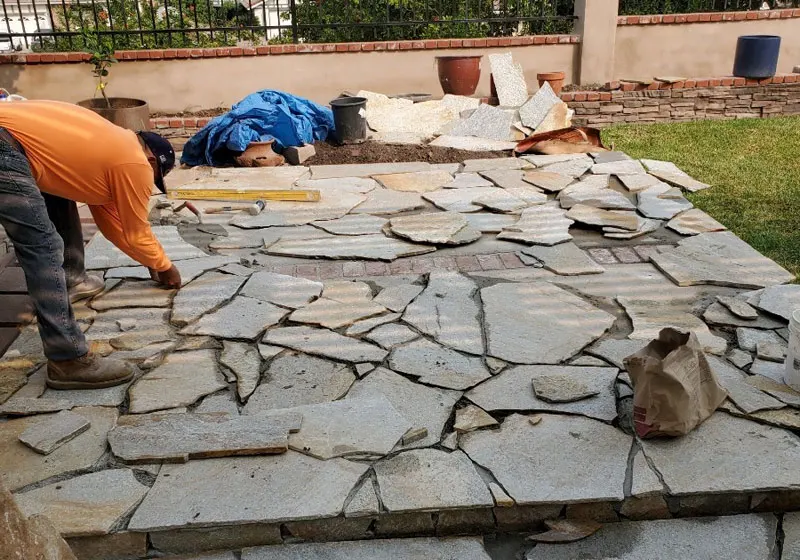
[
  {"x1": 171, "y1": 271, "x2": 247, "y2": 327},
  {"x1": 519, "y1": 81, "x2": 559, "y2": 128},
  {"x1": 311, "y1": 214, "x2": 388, "y2": 236},
  {"x1": 388, "y1": 338, "x2": 491, "y2": 391},
  {"x1": 264, "y1": 326, "x2": 388, "y2": 362},
  {"x1": 497, "y1": 204, "x2": 574, "y2": 246},
  {"x1": 180, "y1": 296, "x2": 288, "y2": 340},
  {"x1": 267, "y1": 234, "x2": 435, "y2": 261}
]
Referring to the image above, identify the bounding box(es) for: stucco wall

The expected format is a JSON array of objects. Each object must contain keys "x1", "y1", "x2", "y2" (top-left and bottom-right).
[
  {"x1": 0, "y1": 44, "x2": 578, "y2": 113},
  {"x1": 615, "y1": 18, "x2": 800, "y2": 80}
]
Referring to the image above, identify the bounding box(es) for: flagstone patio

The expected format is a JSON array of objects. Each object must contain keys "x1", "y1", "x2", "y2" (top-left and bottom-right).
[{"x1": 1, "y1": 153, "x2": 800, "y2": 559}]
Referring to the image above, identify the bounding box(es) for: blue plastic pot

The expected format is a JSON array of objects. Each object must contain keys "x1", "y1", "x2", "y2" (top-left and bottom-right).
[{"x1": 733, "y1": 35, "x2": 781, "y2": 79}]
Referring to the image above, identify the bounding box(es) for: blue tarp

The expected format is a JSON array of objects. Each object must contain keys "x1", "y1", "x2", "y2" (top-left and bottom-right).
[{"x1": 180, "y1": 90, "x2": 334, "y2": 167}]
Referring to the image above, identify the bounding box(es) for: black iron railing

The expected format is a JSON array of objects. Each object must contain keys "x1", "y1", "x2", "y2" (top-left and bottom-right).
[
  {"x1": 620, "y1": 0, "x2": 799, "y2": 15},
  {"x1": 0, "y1": 0, "x2": 576, "y2": 51}
]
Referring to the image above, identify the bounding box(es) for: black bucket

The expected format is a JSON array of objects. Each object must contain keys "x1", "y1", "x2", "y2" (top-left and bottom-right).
[
  {"x1": 330, "y1": 96, "x2": 367, "y2": 144},
  {"x1": 733, "y1": 35, "x2": 781, "y2": 79}
]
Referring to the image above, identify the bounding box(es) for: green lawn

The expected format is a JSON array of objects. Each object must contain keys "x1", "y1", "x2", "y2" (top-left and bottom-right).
[{"x1": 603, "y1": 116, "x2": 800, "y2": 278}]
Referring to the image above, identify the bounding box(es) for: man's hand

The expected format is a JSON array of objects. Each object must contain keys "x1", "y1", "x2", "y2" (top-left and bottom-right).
[{"x1": 155, "y1": 264, "x2": 181, "y2": 289}]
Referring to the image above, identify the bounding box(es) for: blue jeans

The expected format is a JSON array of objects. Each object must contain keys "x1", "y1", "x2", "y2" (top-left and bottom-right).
[{"x1": 0, "y1": 132, "x2": 88, "y2": 360}]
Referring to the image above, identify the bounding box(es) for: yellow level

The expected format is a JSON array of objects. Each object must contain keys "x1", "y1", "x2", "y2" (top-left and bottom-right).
[{"x1": 167, "y1": 188, "x2": 321, "y2": 202}]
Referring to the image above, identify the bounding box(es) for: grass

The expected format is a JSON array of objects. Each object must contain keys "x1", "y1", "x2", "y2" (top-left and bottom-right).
[{"x1": 603, "y1": 116, "x2": 800, "y2": 278}]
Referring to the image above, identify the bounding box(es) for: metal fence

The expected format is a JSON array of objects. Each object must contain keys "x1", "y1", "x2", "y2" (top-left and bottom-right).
[
  {"x1": 620, "y1": 0, "x2": 799, "y2": 15},
  {"x1": 0, "y1": 0, "x2": 576, "y2": 51}
]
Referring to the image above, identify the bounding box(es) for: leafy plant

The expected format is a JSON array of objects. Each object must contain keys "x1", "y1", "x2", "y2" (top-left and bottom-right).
[{"x1": 83, "y1": 32, "x2": 117, "y2": 108}]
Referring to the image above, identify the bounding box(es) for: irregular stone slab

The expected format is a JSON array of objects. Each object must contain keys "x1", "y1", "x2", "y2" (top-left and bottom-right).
[
  {"x1": 240, "y1": 271, "x2": 322, "y2": 310},
  {"x1": 85, "y1": 226, "x2": 208, "y2": 269},
  {"x1": 523, "y1": 170, "x2": 574, "y2": 192},
  {"x1": 180, "y1": 296, "x2": 288, "y2": 340},
  {"x1": 533, "y1": 375, "x2": 600, "y2": 403},
  {"x1": 128, "y1": 452, "x2": 369, "y2": 531},
  {"x1": 566, "y1": 204, "x2": 640, "y2": 231},
  {"x1": 265, "y1": 326, "x2": 388, "y2": 363},
  {"x1": 286, "y1": 395, "x2": 410, "y2": 459},
  {"x1": 533, "y1": 101, "x2": 570, "y2": 134},
  {"x1": 755, "y1": 284, "x2": 800, "y2": 322},
  {"x1": 466, "y1": 365, "x2": 618, "y2": 423},
  {"x1": 243, "y1": 537, "x2": 492, "y2": 560},
  {"x1": 403, "y1": 271, "x2": 483, "y2": 355},
  {"x1": 667, "y1": 208, "x2": 727, "y2": 235},
  {"x1": 208, "y1": 227, "x2": 271, "y2": 250},
  {"x1": 106, "y1": 255, "x2": 240, "y2": 284},
  {"x1": 591, "y1": 160, "x2": 646, "y2": 175},
  {"x1": 171, "y1": 272, "x2": 247, "y2": 327},
  {"x1": 618, "y1": 172, "x2": 663, "y2": 192},
  {"x1": 717, "y1": 295, "x2": 759, "y2": 320},
  {"x1": 389, "y1": 213, "x2": 470, "y2": 245},
  {"x1": 373, "y1": 283, "x2": 424, "y2": 313},
  {"x1": 540, "y1": 158, "x2": 593, "y2": 179},
  {"x1": 423, "y1": 187, "x2": 503, "y2": 213},
  {"x1": 473, "y1": 189, "x2": 541, "y2": 213},
  {"x1": 230, "y1": 190, "x2": 366, "y2": 228},
  {"x1": 630, "y1": 447, "x2": 664, "y2": 497},
  {"x1": 389, "y1": 338, "x2": 491, "y2": 391},
  {"x1": 344, "y1": 314, "x2": 399, "y2": 337},
  {"x1": 640, "y1": 159, "x2": 683, "y2": 174},
  {"x1": 757, "y1": 341, "x2": 786, "y2": 362},
  {"x1": 462, "y1": 158, "x2": 528, "y2": 173},
  {"x1": 454, "y1": 404, "x2": 498, "y2": 433},
  {"x1": 14, "y1": 469, "x2": 149, "y2": 537},
  {"x1": 519, "y1": 81, "x2": 559, "y2": 128},
  {"x1": 749, "y1": 358, "x2": 786, "y2": 382},
  {"x1": 128, "y1": 350, "x2": 228, "y2": 414},
  {"x1": 374, "y1": 171, "x2": 454, "y2": 193},
  {"x1": 267, "y1": 234, "x2": 435, "y2": 262},
  {"x1": 461, "y1": 414, "x2": 629, "y2": 504},
  {"x1": 530, "y1": 519, "x2": 603, "y2": 544},
  {"x1": 480, "y1": 169, "x2": 541, "y2": 191},
  {"x1": 637, "y1": 183, "x2": 694, "y2": 220},
  {"x1": 586, "y1": 338, "x2": 648, "y2": 370},
  {"x1": 706, "y1": 355, "x2": 784, "y2": 414},
  {"x1": 375, "y1": 448, "x2": 493, "y2": 512},
  {"x1": 446, "y1": 173, "x2": 494, "y2": 189},
  {"x1": 642, "y1": 412, "x2": 800, "y2": 494},
  {"x1": 312, "y1": 214, "x2": 388, "y2": 236},
  {"x1": 18, "y1": 410, "x2": 90, "y2": 455},
  {"x1": 310, "y1": 162, "x2": 431, "y2": 180},
  {"x1": 782, "y1": 512, "x2": 800, "y2": 560},
  {"x1": 289, "y1": 298, "x2": 387, "y2": 330},
  {"x1": 350, "y1": 189, "x2": 426, "y2": 215},
  {"x1": 526, "y1": 514, "x2": 777, "y2": 560},
  {"x1": 322, "y1": 280, "x2": 373, "y2": 303},
  {"x1": 482, "y1": 282, "x2": 615, "y2": 364},
  {"x1": 519, "y1": 243, "x2": 604, "y2": 276},
  {"x1": 651, "y1": 232, "x2": 795, "y2": 288},
  {"x1": 347, "y1": 367, "x2": 460, "y2": 449},
  {"x1": 465, "y1": 213, "x2": 519, "y2": 233},
  {"x1": 704, "y1": 302, "x2": 785, "y2": 329},
  {"x1": 108, "y1": 411, "x2": 301, "y2": 463},
  {"x1": 430, "y1": 134, "x2": 517, "y2": 151},
  {"x1": 729, "y1": 348, "x2": 754, "y2": 369},
  {"x1": 603, "y1": 218, "x2": 662, "y2": 239},
  {"x1": 90, "y1": 281, "x2": 173, "y2": 311},
  {"x1": 451, "y1": 103, "x2": 515, "y2": 141},
  {"x1": 592, "y1": 151, "x2": 632, "y2": 164},
  {"x1": 570, "y1": 355, "x2": 610, "y2": 367},
  {"x1": 489, "y1": 52, "x2": 529, "y2": 107},
  {"x1": 619, "y1": 297, "x2": 727, "y2": 355},
  {"x1": 522, "y1": 153, "x2": 591, "y2": 167},
  {"x1": 649, "y1": 168, "x2": 710, "y2": 193},
  {"x1": 364, "y1": 323, "x2": 420, "y2": 349},
  {"x1": 244, "y1": 353, "x2": 354, "y2": 413},
  {"x1": 0, "y1": 406, "x2": 118, "y2": 491},
  {"x1": 489, "y1": 482, "x2": 514, "y2": 506},
  {"x1": 498, "y1": 204, "x2": 574, "y2": 246},
  {"x1": 85, "y1": 307, "x2": 171, "y2": 342},
  {"x1": 220, "y1": 341, "x2": 261, "y2": 401},
  {"x1": 559, "y1": 184, "x2": 636, "y2": 211},
  {"x1": 196, "y1": 391, "x2": 240, "y2": 415}
]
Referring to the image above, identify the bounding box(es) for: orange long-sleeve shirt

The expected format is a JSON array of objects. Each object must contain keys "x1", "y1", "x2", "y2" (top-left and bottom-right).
[{"x1": 0, "y1": 100, "x2": 171, "y2": 271}]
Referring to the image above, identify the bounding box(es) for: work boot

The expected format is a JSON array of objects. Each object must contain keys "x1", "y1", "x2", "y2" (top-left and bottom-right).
[
  {"x1": 69, "y1": 274, "x2": 105, "y2": 303},
  {"x1": 46, "y1": 353, "x2": 134, "y2": 390}
]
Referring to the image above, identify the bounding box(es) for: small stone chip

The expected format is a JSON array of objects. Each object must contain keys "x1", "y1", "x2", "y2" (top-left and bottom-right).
[
  {"x1": 116, "y1": 318, "x2": 137, "y2": 332},
  {"x1": 529, "y1": 415, "x2": 542, "y2": 425},
  {"x1": 454, "y1": 405, "x2": 499, "y2": 433},
  {"x1": 442, "y1": 432, "x2": 458, "y2": 450},
  {"x1": 18, "y1": 410, "x2": 91, "y2": 455},
  {"x1": 529, "y1": 519, "x2": 603, "y2": 543},
  {"x1": 401, "y1": 427, "x2": 429, "y2": 446},
  {"x1": 532, "y1": 375, "x2": 600, "y2": 403},
  {"x1": 355, "y1": 363, "x2": 376, "y2": 377}
]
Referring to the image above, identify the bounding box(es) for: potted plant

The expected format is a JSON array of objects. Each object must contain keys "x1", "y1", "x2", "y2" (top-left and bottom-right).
[{"x1": 77, "y1": 33, "x2": 151, "y2": 131}]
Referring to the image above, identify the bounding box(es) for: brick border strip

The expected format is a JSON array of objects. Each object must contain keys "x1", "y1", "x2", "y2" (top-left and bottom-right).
[
  {"x1": 618, "y1": 8, "x2": 800, "y2": 25},
  {"x1": 0, "y1": 35, "x2": 579, "y2": 65}
]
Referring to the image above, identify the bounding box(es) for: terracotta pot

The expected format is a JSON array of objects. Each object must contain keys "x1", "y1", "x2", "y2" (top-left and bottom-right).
[
  {"x1": 436, "y1": 55, "x2": 482, "y2": 96},
  {"x1": 77, "y1": 97, "x2": 150, "y2": 131},
  {"x1": 235, "y1": 140, "x2": 285, "y2": 167},
  {"x1": 537, "y1": 71, "x2": 566, "y2": 95}
]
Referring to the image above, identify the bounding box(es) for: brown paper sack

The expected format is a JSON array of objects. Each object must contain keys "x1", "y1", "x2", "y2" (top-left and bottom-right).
[{"x1": 623, "y1": 328, "x2": 728, "y2": 438}]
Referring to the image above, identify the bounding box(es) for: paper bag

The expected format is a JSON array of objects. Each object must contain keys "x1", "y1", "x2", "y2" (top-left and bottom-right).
[{"x1": 623, "y1": 328, "x2": 728, "y2": 438}]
